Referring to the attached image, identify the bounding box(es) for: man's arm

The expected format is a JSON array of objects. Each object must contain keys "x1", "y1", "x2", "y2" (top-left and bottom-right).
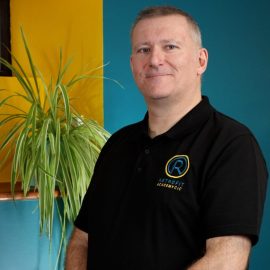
[
  {"x1": 65, "y1": 227, "x2": 88, "y2": 270},
  {"x1": 187, "y1": 235, "x2": 251, "y2": 270}
]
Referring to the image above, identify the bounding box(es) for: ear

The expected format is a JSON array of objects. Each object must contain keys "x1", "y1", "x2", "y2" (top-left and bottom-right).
[{"x1": 197, "y1": 48, "x2": 208, "y2": 75}]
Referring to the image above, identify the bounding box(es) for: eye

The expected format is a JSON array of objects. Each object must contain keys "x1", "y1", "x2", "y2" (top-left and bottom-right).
[
  {"x1": 165, "y1": 44, "x2": 179, "y2": 50},
  {"x1": 137, "y1": 47, "x2": 151, "y2": 54}
]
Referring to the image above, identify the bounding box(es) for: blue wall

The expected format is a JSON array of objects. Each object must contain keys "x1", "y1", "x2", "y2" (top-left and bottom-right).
[
  {"x1": 103, "y1": 0, "x2": 270, "y2": 269},
  {"x1": 0, "y1": 200, "x2": 67, "y2": 270}
]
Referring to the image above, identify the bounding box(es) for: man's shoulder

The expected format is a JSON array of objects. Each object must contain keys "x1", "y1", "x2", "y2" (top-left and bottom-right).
[
  {"x1": 111, "y1": 121, "x2": 144, "y2": 141},
  {"x1": 101, "y1": 120, "x2": 144, "y2": 152},
  {"x1": 212, "y1": 109, "x2": 252, "y2": 138}
]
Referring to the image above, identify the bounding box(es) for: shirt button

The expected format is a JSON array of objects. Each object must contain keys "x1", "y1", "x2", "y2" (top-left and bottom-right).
[{"x1": 145, "y1": 148, "x2": 150, "y2": 154}]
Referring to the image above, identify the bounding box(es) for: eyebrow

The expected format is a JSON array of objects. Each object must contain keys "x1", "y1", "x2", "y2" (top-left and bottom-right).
[
  {"x1": 160, "y1": 39, "x2": 183, "y2": 46},
  {"x1": 133, "y1": 42, "x2": 151, "y2": 51},
  {"x1": 133, "y1": 39, "x2": 182, "y2": 51}
]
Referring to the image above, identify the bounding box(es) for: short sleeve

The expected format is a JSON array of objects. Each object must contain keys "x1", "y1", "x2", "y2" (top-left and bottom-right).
[
  {"x1": 74, "y1": 140, "x2": 108, "y2": 233},
  {"x1": 74, "y1": 185, "x2": 91, "y2": 233},
  {"x1": 201, "y1": 134, "x2": 268, "y2": 245}
]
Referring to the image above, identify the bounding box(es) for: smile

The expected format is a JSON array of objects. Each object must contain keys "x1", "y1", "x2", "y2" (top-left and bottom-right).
[{"x1": 145, "y1": 74, "x2": 171, "y2": 78}]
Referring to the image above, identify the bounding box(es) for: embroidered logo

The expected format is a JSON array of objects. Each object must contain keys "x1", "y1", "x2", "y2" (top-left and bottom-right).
[
  {"x1": 156, "y1": 178, "x2": 185, "y2": 191},
  {"x1": 156, "y1": 155, "x2": 190, "y2": 191},
  {"x1": 165, "y1": 155, "x2": 190, "y2": 178}
]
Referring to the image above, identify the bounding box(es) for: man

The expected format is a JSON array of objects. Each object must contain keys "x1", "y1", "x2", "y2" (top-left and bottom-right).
[{"x1": 66, "y1": 6, "x2": 268, "y2": 270}]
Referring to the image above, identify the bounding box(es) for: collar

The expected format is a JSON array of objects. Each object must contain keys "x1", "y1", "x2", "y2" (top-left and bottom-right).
[{"x1": 140, "y1": 96, "x2": 214, "y2": 140}]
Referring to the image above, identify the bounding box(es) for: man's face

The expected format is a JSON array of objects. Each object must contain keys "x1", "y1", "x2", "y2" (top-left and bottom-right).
[{"x1": 130, "y1": 15, "x2": 208, "y2": 103}]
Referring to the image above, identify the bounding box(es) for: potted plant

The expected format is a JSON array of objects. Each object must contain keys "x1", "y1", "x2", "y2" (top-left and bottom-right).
[{"x1": 0, "y1": 29, "x2": 112, "y2": 266}]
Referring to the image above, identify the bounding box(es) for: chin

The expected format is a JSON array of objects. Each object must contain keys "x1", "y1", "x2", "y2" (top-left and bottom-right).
[{"x1": 147, "y1": 88, "x2": 171, "y2": 99}]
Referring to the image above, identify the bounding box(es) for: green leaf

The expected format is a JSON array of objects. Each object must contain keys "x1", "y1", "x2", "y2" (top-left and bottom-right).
[{"x1": 20, "y1": 27, "x2": 41, "y2": 104}]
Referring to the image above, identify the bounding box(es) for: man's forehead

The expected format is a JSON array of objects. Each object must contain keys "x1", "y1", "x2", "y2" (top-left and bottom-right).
[{"x1": 132, "y1": 25, "x2": 188, "y2": 48}]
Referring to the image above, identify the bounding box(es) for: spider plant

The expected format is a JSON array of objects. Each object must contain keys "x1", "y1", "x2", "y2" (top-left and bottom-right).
[{"x1": 0, "y1": 28, "x2": 110, "y2": 267}]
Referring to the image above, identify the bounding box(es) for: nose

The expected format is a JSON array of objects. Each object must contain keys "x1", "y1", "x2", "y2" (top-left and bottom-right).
[{"x1": 148, "y1": 47, "x2": 164, "y2": 68}]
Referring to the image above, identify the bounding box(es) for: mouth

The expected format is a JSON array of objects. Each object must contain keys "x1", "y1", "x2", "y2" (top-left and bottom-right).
[{"x1": 145, "y1": 73, "x2": 171, "y2": 78}]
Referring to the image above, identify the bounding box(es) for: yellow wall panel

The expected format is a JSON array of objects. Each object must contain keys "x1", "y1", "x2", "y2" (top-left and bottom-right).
[{"x1": 0, "y1": 0, "x2": 103, "y2": 182}]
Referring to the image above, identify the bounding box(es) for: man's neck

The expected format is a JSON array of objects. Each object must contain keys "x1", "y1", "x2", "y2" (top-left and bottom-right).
[{"x1": 147, "y1": 94, "x2": 202, "y2": 138}]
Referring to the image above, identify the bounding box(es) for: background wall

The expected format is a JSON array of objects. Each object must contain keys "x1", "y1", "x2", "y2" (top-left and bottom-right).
[
  {"x1": 103, "y1": 0, "x2": 270, "y2": 269},
  {"x1": 0, "y1": 200, "x2": 66, "y2": 269}
]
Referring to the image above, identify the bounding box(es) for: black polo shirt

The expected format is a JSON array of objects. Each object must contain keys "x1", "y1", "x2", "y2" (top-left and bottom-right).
[{"x1": 75, "y1": 96, "x2": 268, "y2": 270}]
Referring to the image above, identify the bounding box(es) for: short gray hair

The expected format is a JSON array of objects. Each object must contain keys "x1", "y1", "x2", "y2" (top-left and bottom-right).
[{"x1": 131, "y1": 6, "x2": 202, "y2": 47}]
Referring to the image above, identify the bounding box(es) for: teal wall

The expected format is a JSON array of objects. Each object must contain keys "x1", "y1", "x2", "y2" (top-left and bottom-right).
[
  {"x1": 103, "y1": 0, "x2": 270, "y2": 269},
  {"x1": 0, "y1": 200, "x2": 67, "y2": 270}
]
